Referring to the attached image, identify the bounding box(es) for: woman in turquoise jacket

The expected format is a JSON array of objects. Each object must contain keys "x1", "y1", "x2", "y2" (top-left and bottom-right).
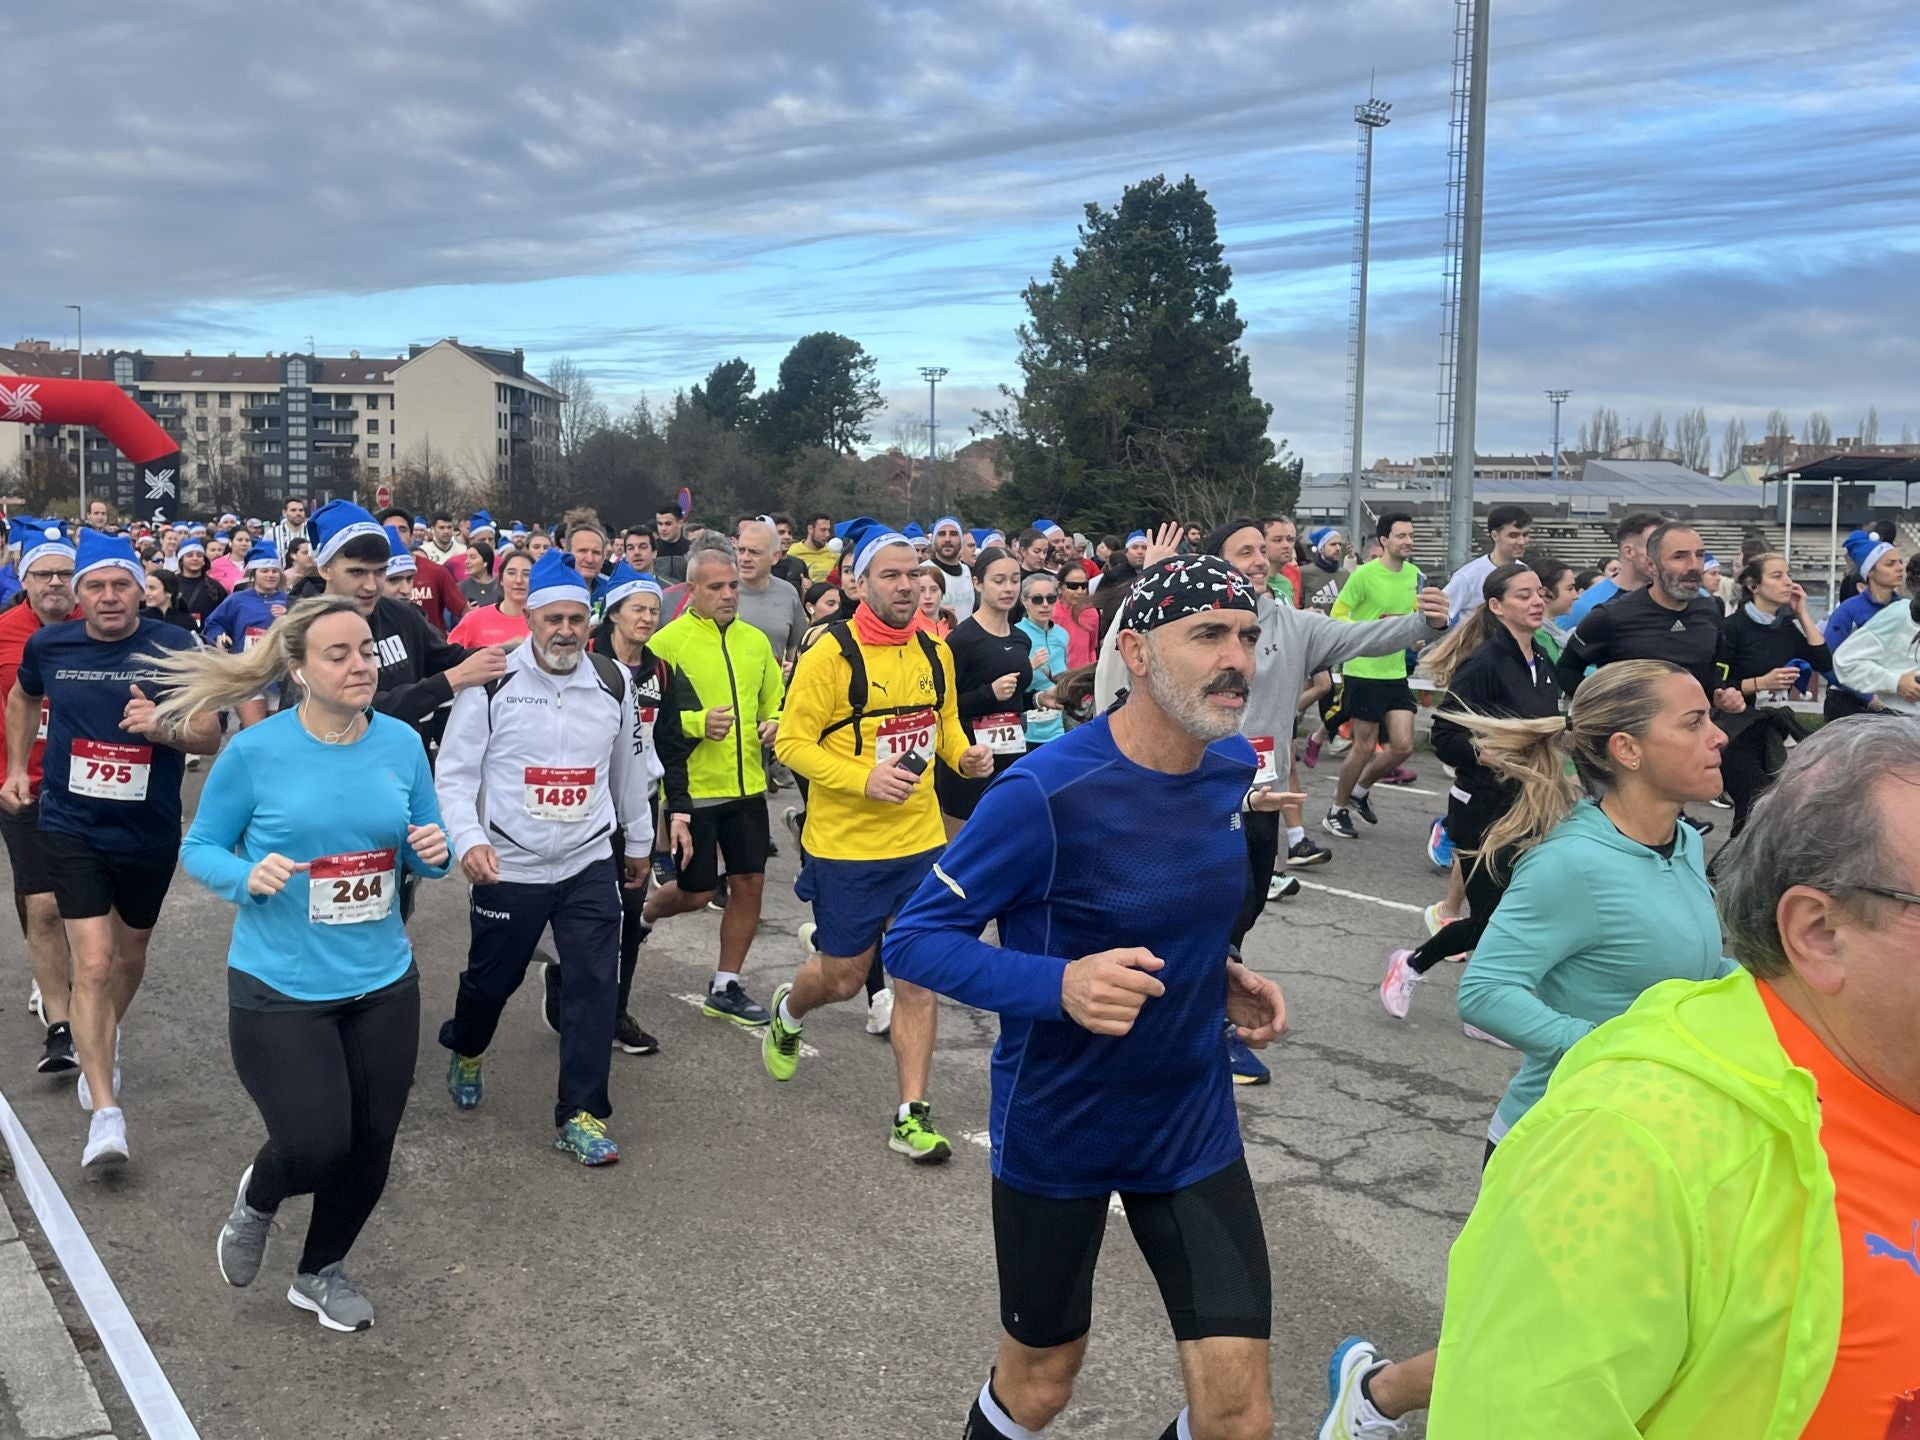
[{"x1": 1320, "y1": 658, "x2": 1734, "y2": 1438}]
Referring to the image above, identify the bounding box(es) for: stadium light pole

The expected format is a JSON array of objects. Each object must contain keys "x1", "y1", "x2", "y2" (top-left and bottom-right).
[
  {"x1": 1547, "y1": 389, "x2": 1571, "y2": 485},
  {"x1": 1348, "y1": 96, "x2": 1392, "y2": 551},
  {"x1": 919, "y1": 366, "x2": 947, "y2": 524},
  {"x1": 67, "y1": 304, "x2": 86, "y2": 518},
  {"x1": 1446, "y1": 0, "x2": 1492, "y2": 571}
]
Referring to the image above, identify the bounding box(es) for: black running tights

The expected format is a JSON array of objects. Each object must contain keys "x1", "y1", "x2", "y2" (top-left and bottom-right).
[
  {"x1": 1408, "y1": 856, "x2": 1507, "y2": 975},
  {"x1": 229, "y1": 976, "x2": 419, "y2": 1274}
]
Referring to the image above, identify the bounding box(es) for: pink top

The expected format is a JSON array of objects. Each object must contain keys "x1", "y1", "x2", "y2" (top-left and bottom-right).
[
  {"x1": 448, "y1": 605, "x2": 529, "y2": 648},
  {"x1": 1062, "y1": 604, "x2": 1100, "y2": 670},
  {"x1": 209, "y1": 556, "x2": 245, "y2": 591}
]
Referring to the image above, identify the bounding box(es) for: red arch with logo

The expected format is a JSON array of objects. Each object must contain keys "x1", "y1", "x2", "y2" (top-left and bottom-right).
[{"x1": 0, "y1": 376, "x2": 184, "y2": 522}]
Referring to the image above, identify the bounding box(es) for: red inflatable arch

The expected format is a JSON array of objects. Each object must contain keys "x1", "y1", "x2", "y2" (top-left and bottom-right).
[{"x1": 0, "y1": 376, "x2": 184, "y2": 522}]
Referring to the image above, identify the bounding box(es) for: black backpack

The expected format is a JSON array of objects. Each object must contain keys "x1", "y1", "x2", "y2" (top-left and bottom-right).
[{"x1": 815, "y1": 621, "x2": 946, "y2": 756}]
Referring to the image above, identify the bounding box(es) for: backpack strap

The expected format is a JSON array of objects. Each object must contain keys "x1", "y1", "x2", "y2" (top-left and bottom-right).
[
  {"x1": 817, "y1": 622, "x2": 871, "y2": 756},
  {"x1": 586, "y1": 649, "x2": 627, "y2": 707},
  {"x1": 913, "y1": 630, "x2": 947, "y2": 710}
]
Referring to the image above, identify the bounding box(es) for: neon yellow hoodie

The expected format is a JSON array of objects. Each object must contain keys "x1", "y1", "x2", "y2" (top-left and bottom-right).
[{"x1": 1429, "y1": 968, "x2": 1842, "y2": 1438}]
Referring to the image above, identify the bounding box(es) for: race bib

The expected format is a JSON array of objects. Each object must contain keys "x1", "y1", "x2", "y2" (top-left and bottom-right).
[
  {"x1": 1250, "y1": 736, "x2": 1278, "y2": 785},
  {"x1": 875, "y1": 710, "x2": 935, "y2": 761},
  {"x1": 524, "y1": 766, "x2": 595, "y2": 822},
  {"x1": 243, "y1": 626, "x2": 268, "y2": 652},
  {"x1": 1023, "y1": 708, "x2": 1051, "y2": 732},
  {"x1": 976, "y1": 712, "x2": 1026, "y2": 756},
  {"x1": 308, "y1": 849, "x2": 396, "y2": 925},
  {"x1": 69, "y1": 739, "x2": 151, "y2": 802}
]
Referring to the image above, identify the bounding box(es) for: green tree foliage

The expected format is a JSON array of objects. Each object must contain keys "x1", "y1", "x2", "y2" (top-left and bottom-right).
[
  {"x1": 689, "y1": 358, "x2": 757, "y2": 431},
  {"x1": 754, "y1": 333, "x2": 884, "y2": 459},
  {"x1": 983, "y1": 174, "x2": 1298, "y2": 533}
]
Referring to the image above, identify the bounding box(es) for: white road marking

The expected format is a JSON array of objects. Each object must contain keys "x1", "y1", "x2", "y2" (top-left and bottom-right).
[
  {"x1": 1362, "y1": 781, "x2": 1444, "y2": 798},
  {"x1": 671, "y1": 993, "x2": 820, "y2": 1057},
  {"x1": 1293, "y1": 880, "x2": 1426, "y2": 915},
  {"x1": 0, "y1": 1087, "x2": 200, "y2": 1438}
]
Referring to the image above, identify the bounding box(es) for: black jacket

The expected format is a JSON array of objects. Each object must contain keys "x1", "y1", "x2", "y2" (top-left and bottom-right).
[
  {"x1": 368, "y1": 597, "x2": 468, "y2": 743},
  {"x1": 1432, "y1": 625, "x2": 1564, "y2": 848},
  {"x1": 652, "y1": 537, "x2": 690, "y2": 585},
  {"x1": 1715, "y1": 604, "x2": 1831, "y2": 690}
]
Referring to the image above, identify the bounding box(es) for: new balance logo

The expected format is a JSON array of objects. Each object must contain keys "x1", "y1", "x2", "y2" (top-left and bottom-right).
[{"x1": 0, "y1": 383, "x2": 43, "y2": 421}]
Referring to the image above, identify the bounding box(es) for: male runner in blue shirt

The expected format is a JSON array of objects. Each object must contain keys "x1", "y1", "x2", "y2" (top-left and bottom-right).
[{"x1": 890, "y1": 554, "x2": 1287, "y2": 1440}]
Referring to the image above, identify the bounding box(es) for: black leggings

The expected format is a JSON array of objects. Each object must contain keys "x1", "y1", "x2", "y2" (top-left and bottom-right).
[
  {"x1": 229, "y1": 974, "x2": 419, "y2": 1274},
  {"x1": 610, "y1": 831, "x2": 652, "y2": 1016},
  {"x1": 1408, "y1": 854, "x2": 1507, "y2": 975},
  {"x1": 1720, "y1": 722, "x2": 1783, "y2": 838}
]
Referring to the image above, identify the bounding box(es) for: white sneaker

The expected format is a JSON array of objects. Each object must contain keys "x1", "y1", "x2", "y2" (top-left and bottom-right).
[
  {"x1": 29, "y1": 980, "x2": 43, "y2": 1020},
  {"x1": 76, "y1": 1058, "x2": 124, "y2": 1112},
  {"x1": 866, "y1": 987, "x2": 895, "y2": 1036},
  {"x1": 1267, "y1": 873, "x2": 1302, "y2": 902},
  {"x1": 1379, "y1": 950, "x2": 1419, "y2": 1020},
  {"x1": 82, "y1": 1108, "x2": 128, "y2": 1169},
  {"x1": 1462, "y1": 1022, "x2": 1515, "y2": 1050},
  {"x1": 1319, "y1": 1336, "x2": 1406, "y2": 1438},
  {"x1": 798, "y1": 922, "x2": 817, "y2": 956}
]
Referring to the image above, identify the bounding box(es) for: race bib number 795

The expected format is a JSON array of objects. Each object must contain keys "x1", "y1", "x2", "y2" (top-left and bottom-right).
[{"x1": 69, "y1": 739, "x2": 152, "y2": 802}]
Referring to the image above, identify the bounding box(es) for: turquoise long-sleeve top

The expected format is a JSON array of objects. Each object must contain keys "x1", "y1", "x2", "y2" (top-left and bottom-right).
[
  {"x1": 183, "y1": 708, "x2": 449, "y2": 1000},
  {"x1": 1457, "y1": 798, "x2": 1733, "y2": 1138}
]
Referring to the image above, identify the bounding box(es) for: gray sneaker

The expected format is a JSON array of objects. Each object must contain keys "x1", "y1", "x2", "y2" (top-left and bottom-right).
[
  {"x1": 217, "y1": 1165, "x2": 276, "y2": 1288},
  {"x1": 287, "y1": 1263, "x2": 375, "y2": 1332}
]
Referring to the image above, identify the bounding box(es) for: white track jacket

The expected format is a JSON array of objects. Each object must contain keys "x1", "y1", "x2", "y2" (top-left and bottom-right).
[{"x1": 436, "y1": 643, "x2": 659, "y2": 885}]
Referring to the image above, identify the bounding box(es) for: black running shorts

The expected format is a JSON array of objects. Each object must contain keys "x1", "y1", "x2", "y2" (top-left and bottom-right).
[
  {"x1": 992, "y1": 1156, "x2": 1271, "y2": 1348},
  {"x1": 1340, "y1": 675, "x2": 1416, "y2": 724},
  {"x1": 677, "y1": 795, "x2": 771, "y2": 893},
  {"x1": 42, "y1": 829, "x2": 178, "y2": 930},
  {"x1": 0, "y1": 802, "x2": 52, "y2": 895}
]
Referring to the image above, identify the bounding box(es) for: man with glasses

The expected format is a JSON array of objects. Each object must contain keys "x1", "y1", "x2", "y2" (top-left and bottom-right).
[
  {"x1": 0, "y1": 523, "x2": 79, "y2": 1073},
  {"x1": 1425, "y1": 719, "x2": 1920, "y2": 1438}
]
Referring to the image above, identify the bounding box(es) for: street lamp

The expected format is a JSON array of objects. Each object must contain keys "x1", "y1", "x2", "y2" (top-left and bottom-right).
[
  {"x1": 1546, "y1": 389, "x2": 1571, "y2": 485},
  {"x1": 918, "y1": 366, "x2": 948, "y2": 524},
  {"x1": 1347, "y1": 95, "x2": 1392, "y2": 549},
  {"x1": 66, "y1": 304, "x2": 85, "y2": 517}
]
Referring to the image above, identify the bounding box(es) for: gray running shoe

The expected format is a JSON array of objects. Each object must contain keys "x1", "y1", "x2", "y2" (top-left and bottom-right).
[
  {"x1": 287, "y1": 1263, "x2": 375, "y2": 1332},
  {"x1": 217, "y1": 1165, "x2": 276, "y2": 1287}
]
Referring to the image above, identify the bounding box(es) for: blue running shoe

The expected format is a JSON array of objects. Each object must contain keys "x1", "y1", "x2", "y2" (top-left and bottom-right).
[
  {"x1": 446, "y1": 1052, "x2": 484, "y2": 1110},
  {"x1": 1319, "y1": 1335, "x2": 1404, "y2": 1438},
  {"x1": 1225, "y1": 1020, "x2": 1270, "y2": 1086},
  {"x1": 1426, "y1": 817, "x2": 1455, "y2": 870},
  {"x1": 554, "y1": 1111, "x2": 620, "y2": 1166}
]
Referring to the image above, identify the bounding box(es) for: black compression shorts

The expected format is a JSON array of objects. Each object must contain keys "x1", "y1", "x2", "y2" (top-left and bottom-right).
[{"x1": 992, "y1": 1156, "x2": 1271, "y2": 1348}]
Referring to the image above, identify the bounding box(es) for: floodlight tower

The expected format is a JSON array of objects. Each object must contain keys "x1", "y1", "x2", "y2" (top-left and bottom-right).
[
  {"x1": 1346, "y1": 94, "x2": 1392, "y2": 549},
  {"x1": 1443, "y1": 0, "x2": 1492, "y2": 571},
  {"x1": 919, "y1": 366, "x2": 948, "y2": 523},
  {"x1": 1547, "y1": 389, "x2": 1571, "y2": 484}
]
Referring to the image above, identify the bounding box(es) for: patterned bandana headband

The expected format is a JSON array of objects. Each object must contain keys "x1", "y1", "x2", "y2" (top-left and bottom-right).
[{"x1": 1117, "y1": 554, "x2": 1257, "y2": 634}]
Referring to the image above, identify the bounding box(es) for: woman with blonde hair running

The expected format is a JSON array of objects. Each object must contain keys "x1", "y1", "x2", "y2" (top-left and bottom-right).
[
  {"x1": 1321, "y1": 658, "x2": 1734, "y2": 1438},
  {"x1": 157, "y1": 597, "x2": 451, "y2": 1333}
]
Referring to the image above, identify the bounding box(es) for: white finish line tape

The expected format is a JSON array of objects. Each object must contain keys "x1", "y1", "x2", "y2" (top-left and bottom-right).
[{"x1": 0, "y1": 1086, "x2": 200, "y2": 1438}]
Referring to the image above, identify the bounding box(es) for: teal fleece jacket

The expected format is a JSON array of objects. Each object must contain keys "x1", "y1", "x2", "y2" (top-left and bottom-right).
[{"x1": 1457, "y1": 798, "x2": 1732, "y2": 1135}]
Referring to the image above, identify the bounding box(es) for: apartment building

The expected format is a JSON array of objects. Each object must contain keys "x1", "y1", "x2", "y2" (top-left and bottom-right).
[{"x1": 0, "y1": 336, "x2": 563, "y2": 513}]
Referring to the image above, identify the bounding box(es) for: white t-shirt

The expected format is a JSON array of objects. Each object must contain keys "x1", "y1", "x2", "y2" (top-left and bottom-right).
[{"x1": 1443, "y1": 553, "x2": 1499, "y2": 624}]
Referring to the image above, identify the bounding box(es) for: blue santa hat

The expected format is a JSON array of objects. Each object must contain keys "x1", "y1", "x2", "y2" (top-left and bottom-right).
[
  {"x1": 385, "y1": 526, "x2": 416, "y2": 577},
  {"x1": 245, "y1": 539, "x2": 282, "y2": 573},
  {"x1": 933, "y1": 515, "x2": 963, "y2": 536},
  {"x1": 308, "y1": 500, "x2": 387, "y2": 567},
  {"x1": 968, "y1": 527, "x2": 996, "y2": 548},
  {"x1": 1126, "y1": 529, "x2": 1149, "y2": 546},
  {"x1": 16, "y1": 519, "x2": 75, "y2": 575},
  {"x1": 853, "y1": 531, "x2": 917, "y2": 578},
  {"x1": 1307, "y1": 527, "x2": 1341, "y2": 551},
  {"x1": 901, "y1": 522, "x2": 925, "y2": 540},
  {"x1": 602, "y1": 560, "x2": 662, "y2": 613},
  {"x1": 1032, "y1": 517, "x2": 1062, "y2": 536},
  {"x1": 468, "y1": 510, "x2": 497, "y2": 539},
  {"x1": 1843, "y1": 528, "x2": 1894, "y2": 582},
  {"x1": 73, "y1": 530, "x2": 144, "y2": 586},
  {"x1": 526, "y1": 549, "x2": 591, "y2": 611},
  {"x1": 178, "y1": 537, "x2": 206, "y2": 557}
]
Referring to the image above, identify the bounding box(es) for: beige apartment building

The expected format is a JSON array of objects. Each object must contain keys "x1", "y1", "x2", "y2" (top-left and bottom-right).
[{"x1": 0, "y1": 337, "x2": 562, "y2": 514}]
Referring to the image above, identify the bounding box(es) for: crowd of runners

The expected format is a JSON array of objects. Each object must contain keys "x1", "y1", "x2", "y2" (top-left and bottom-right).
[{"x1": 2, "y1": 492, "x2": 1917, "y2": 1436}]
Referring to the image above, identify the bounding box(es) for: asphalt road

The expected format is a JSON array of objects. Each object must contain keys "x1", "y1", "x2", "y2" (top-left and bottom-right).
[{"x1": 0, "y1": 749, "x2": 1563, "y2": 1440}]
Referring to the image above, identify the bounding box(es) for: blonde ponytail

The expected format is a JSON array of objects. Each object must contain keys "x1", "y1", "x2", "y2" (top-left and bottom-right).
[
  {"x1": 1419, "y1": 605, "x2": 1496, "y2": 691},
  {"x1": 146, "y1": 596, "x2": 363, "y2": 729},
  {"x1": 1446, "y1": 658, "x2": 1684, "y2": 876}
]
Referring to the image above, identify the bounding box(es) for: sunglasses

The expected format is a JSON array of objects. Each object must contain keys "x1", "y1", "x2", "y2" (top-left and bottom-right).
[
  {"x1": 1062, "y1": 581, "x2": 1088, "y2": 591},
  {"x1": 1028, "y1": 594, "x2": 1058, "y2": 603}
]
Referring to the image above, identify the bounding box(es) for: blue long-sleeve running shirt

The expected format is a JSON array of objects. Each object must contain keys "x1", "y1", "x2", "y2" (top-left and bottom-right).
[
  {"x1": 183, "y1": 709, "x2": 449, "y2": 1000},
  {"x1": 887, "y1": 713, "x2": 1256, "y2": 1199}
]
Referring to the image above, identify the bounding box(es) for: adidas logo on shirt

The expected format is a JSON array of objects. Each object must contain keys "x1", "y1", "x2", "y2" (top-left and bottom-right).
[{"x1": 1670, "y1": 620, "x2": 1687, "y2": 632}]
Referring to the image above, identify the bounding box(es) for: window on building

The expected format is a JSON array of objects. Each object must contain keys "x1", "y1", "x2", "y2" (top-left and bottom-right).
[
  {"x1": 194, "y1": 392, "x2": 208, "y2": 408},
  {"x1": 286, "y1": 359, "x2": 308, "y2": 386},
  {"x1": 367, "y1": 444, "x2": 380, "y2": 460},
  {"x1": 388, "y1": 419, "x2": 395, "y2": 434},
  {"x1": 113, "y1": 356, "x2": 134, "y2": 386},
  {"x1": 219, "y1": 392, "x2": 231, "y2": 408},
  {"x1": 365, "y1": 394, "x2": 380, "y2": 410},
  {"x1": 219, "y1": 417, "x2": 231, "y2": 434},
  {"x1": 194, "y1": 416, "x2": 207, "y2": 431},
  {"x1": 264, "y1": 463, "x2": 284, "y2": 478}
]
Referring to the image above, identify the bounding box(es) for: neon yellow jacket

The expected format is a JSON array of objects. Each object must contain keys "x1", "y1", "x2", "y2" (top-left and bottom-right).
[
  {"x1": 647, "y1": 610, "x2": 785, "y2": 802},
  {"x1": 1430, "y1": 968, "x2": 1842, "y2": 1438}
]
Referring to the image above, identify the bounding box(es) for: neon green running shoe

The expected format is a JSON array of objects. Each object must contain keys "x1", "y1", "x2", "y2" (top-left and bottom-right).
[
  {"x1": 446, "y1": 1051, "x2": 484, "y2": 1110},
  {"x1": 889, "y1": 1101, "x2": 952, "y2": 1165},
  {"x1": 763, "y1": 983, "x2": 802, "y2": 1082}
]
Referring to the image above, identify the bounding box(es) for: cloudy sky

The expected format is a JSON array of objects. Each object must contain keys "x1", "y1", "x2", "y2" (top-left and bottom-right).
[{"x1": 5, "y1": 0, "x2": 1917, "y2": 473}]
